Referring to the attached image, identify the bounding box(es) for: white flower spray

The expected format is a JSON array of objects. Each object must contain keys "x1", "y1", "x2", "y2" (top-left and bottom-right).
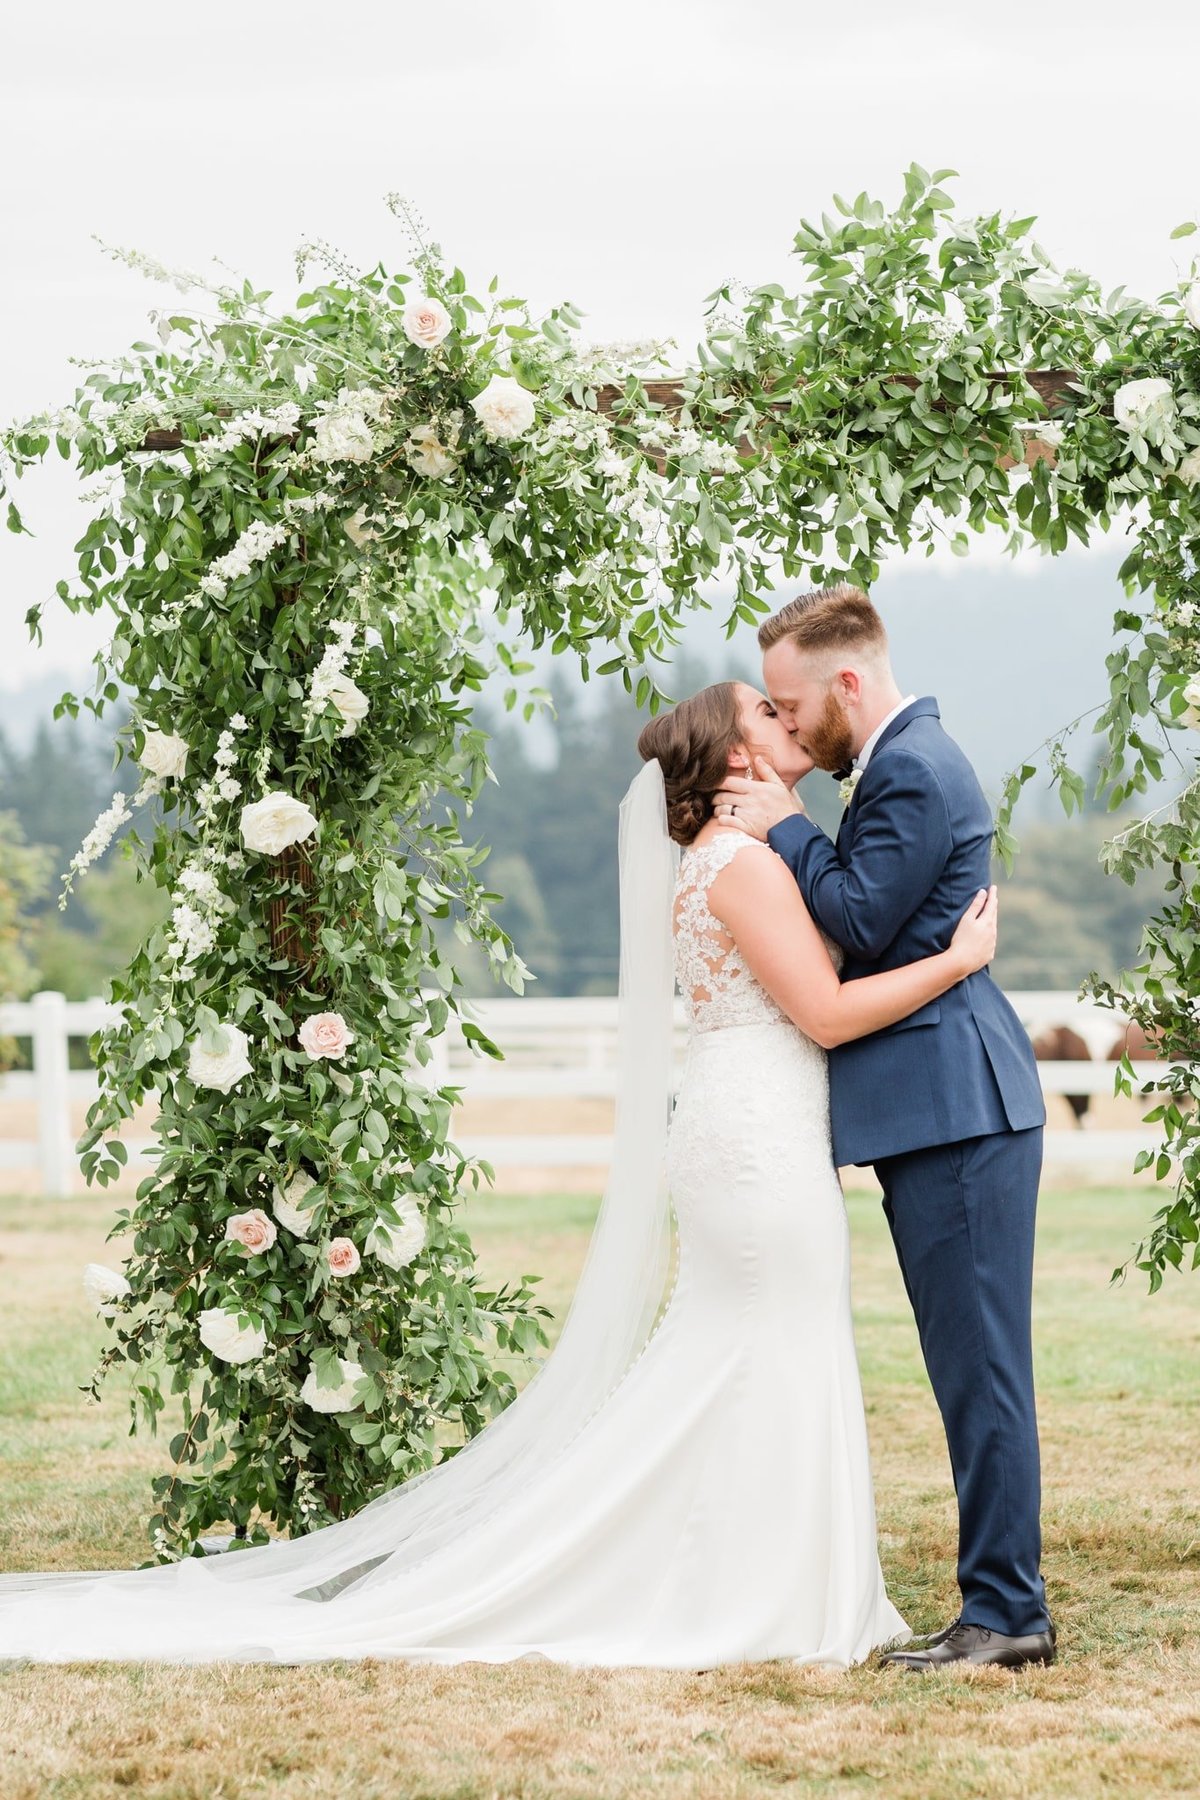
[
  {"x1": 60, "y1": 777, "x2": 164, "y2": 907},
  {"x1": 192, "y1": 401, "x2": 302, "y2": 471},
  {"x1": 193, "y1": 716, "x2": 249, "y2": 815},
  {"x1": 150, "y1": 494, "x2": 338, "y2": 635},
  {"x1": 304, "y1": 620, "x2": 369, "y2": 737}
]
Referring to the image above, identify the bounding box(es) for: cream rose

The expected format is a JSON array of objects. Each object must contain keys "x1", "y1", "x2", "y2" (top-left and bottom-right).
[
  {"x1": 320, "y1": 672, "x2": 370, "y2": 737},
  {"x1": 198, "y1": 1306, "x2": 268, "y2": 1365},
  {"x1": 239, "y1": 791, "x2": 318, "y2": 855},
  {"x1": 1184, "y1": 282, "x2": 1200, "y2": 331},
  {"x1": 405, "y1": 422, "x2": 459, "y2": 480},
  {"x1": 366, "y1": 1198, "x2": 426, "y2": 1270},
  {"x1": 138, "y1": 728, "x2": 189, "y2": 780},
  {"x1": 300, "y1": 1357, "x2": 365, "y2": 1413},
  {"x1": 1182, "y1": 675, "x2": 1200, "y2": 730},
  {"x1": 298, "y1": 1011, "x2": 355, "y2": 1060},
  {"x1": 274, "y1": 1170, "x2": 320, "y2": 1237},
  {"x1": 187, "y1": 1021, "x2": 252, "y2": 1093},
  {"x1": 83, "y1": 1262, "x2": 131, "y2": 1317},
  {"x1": 402, "y1": 295, "x2": 452, "y2": 350},
  {"x1": 1178, "y1": 447, "x2": 1200, "y2": 488},
  {"x1": 1113, "y1": 376, "x2": 1177, "y2": 441},
  {"x1": 223, "y1": 1208, "x2": 278, "y2": 1255},
  {"x1": 326, "y1": 1236, "x2": 361, "y2": 1278},
  {"x1": 470, "y1": 376, "x2": 536, "y2": 442},
  {"x1": 344, "y1": 507, "x2": 379, "y2": 547}
]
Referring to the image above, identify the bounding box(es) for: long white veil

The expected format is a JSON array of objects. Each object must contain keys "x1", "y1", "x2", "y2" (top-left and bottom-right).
[{"x1": 0, "y1": 760, "x2": 680, "y2": 1659}]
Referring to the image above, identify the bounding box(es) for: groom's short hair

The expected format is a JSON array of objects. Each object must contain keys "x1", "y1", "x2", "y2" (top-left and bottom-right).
[{"x1": 757, "y1": 584, "x2": 888, "y2": 660}]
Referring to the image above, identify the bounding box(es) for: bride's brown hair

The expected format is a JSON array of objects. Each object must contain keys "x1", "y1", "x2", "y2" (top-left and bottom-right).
[{"x1": 637, "y1": 683, "x2": 743, "y2": 846}]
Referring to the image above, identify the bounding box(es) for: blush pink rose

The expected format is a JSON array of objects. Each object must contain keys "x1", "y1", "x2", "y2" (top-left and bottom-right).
[
  {"x1": 402, "y1": 295, "x2": 452, "y2": 350},
  {"x1": 327, "y1": 1237, "x2": 361, "y2": 1278},
  {"x1": 298, "y1": 1011, "x2": 355, "y2": 1060},
  {"x1": 223, "y1": 1208, "x2": 278, "y2": 1255}
]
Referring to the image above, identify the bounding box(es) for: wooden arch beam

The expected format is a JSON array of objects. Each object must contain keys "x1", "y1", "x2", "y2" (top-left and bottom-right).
[{"x1": 138, "y1": 368, "x2": 1075, "y2": 468}]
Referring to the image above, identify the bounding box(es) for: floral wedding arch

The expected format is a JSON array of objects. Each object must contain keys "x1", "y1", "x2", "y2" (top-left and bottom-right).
[{"x1": 2, "y1": 168, "x2": 1198, "y2": 1558}]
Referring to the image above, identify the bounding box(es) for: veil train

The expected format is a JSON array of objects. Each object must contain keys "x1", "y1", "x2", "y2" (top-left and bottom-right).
[{"x1": 0, "y1": 760, "x2": 680, "y2": 1658}]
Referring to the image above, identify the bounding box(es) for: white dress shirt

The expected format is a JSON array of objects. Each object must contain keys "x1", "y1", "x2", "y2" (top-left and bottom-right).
[{"x1": 854, "y1": 694, "x2": 918, "y2": 772}]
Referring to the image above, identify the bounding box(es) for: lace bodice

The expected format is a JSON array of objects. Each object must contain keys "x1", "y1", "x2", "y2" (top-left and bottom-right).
[
  {"x1": 673, "y1": 831, "x2": 844, "y2": 1035},
  {"x1": 673, "y1": 833, "x2": 791, "y2": 1033}
]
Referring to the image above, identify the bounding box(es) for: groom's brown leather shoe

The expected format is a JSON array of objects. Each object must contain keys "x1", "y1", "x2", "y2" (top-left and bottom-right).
[{"x1": 881, "y1": 1621, "x2": 1056, "y2": 1671}]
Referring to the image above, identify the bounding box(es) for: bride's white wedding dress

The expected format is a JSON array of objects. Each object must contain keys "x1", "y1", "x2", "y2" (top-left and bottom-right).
[{"x1": 0, "y1": 812, "x2": 907, "y2": 1667}]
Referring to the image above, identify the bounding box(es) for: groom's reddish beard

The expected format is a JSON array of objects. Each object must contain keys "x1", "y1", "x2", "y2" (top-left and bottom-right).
[{"x1": 801, "y1": 687, "x2": 856, "y2": 773}]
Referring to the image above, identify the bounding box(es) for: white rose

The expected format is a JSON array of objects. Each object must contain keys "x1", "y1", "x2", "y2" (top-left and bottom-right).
[
  {"x1": 198, "y1": 1306, "x2": 268, "y2": 1365},
  {"x1": 240, "y1": 791, "x2": 318, "y2": 855},
  {"x1": 1182, "y1": 675, "x2": 1200, "y2": 730},
  {"x1": 83, "y1": 1262, "x2": 131, "y2": 1317},
  {"x1": 187, "y1": 1021, "x2": 253, "y2": 1093},
  {"x1": 300, "y1": 1357, "x2": 365, "y2": 1413},
  {"x1": 470, "y1": 376, "x2": 536, "y2": 442},
  {"x1": 311, "y1": 410, "x2": 375, "y2": 464},
  {"x1": 1036, "y1": 422, "x2": 1065, "y2": 450},
  {"x1": 405, "y1": 423, "x2": 458, "y2": 480},
  {"x1": 138, "y1": 728, "x2": 189, "y2": 780},
  {"x1": 1113, "y1": 377, "x2": 1177, "y2": 441},
  {"x1": 1184, "y1": 281, "x2": 1200, "y2": 331},
  {"x1": 402, "y1": 295, "x2": 452, "y2": 350},
  {"x1": 366, "y1": 1197, "x2": 426, "y2": 1270},
  {"x1": 322, "y1": 672, "x2": 370, "y2": 737},
  {"x1": 1178, "y1": 447, "x2": 1200, "y2": 488},
  {"x1": 274, "y1": 1171, "x2": 320, "y2": 1237}
]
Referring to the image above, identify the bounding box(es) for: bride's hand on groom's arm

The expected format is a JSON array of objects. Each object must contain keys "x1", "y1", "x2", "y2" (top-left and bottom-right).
[
  {"x1": 713, "y1": 756, "x2": 805, "y2": 840},
  {"x1": 948, "y1": 886, "x2": 999, "y2": 976}
]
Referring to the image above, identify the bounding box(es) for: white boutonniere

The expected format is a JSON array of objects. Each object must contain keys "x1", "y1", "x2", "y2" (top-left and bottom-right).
[{"x1": 838, "y1": 766, "x2": 864, "y2": 809}]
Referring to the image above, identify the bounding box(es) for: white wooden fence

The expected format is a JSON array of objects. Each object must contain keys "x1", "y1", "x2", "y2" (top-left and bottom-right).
[{"x1": 0, "y1": 990, "x2": 1171, "y2": 1195}]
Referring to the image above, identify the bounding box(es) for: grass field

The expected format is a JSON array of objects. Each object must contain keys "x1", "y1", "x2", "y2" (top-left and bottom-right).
[{"x1": 1, "y1": 1183, "x2": 1198, "y2": 1799}]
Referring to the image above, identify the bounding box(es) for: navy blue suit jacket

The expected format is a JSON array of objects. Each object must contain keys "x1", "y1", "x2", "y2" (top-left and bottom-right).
[{"x1": 767, "y1": 697, "x2": 1045, "y2": 1166}]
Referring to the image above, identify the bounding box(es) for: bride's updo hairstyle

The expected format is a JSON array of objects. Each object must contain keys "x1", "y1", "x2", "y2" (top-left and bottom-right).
[{"x1": 637, "y1": 683, "x2": 743, "y2": 846}]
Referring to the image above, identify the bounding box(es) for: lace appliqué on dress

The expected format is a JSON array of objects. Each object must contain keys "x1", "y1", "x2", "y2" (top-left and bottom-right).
[{"x1": 673, "y1": 833, "x2": 792, "y2": 1033}]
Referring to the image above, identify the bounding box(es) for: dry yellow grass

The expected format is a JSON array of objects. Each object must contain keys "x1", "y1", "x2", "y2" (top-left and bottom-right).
[{"x1": 1, "y1": 1183, "x2": 1199, "y2": 1798}]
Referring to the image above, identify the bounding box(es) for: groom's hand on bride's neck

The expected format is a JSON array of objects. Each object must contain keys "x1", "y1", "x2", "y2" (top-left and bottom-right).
[{"x1": 713, "y1": 756, "x2": 806, "y2": 840}]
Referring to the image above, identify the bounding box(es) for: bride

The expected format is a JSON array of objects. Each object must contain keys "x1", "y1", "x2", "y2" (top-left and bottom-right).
[{"x1": 0, "y1": 679, "x2": 997, "y2": 1668}]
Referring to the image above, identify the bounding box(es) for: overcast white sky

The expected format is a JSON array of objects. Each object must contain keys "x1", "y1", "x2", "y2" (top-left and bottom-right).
[{"x1": 2, "y1": 0, "x2": 1198, "y2": 693}]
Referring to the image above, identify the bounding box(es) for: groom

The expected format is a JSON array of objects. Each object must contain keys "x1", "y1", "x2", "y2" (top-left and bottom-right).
[{"x1": 716, "y1": 584, "x2": 1056, "y2": 1671}]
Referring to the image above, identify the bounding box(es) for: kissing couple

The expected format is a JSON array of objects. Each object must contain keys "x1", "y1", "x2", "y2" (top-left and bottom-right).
[{"x1": 0, "y1": 584, "x2": 1055, "y2": 1673}]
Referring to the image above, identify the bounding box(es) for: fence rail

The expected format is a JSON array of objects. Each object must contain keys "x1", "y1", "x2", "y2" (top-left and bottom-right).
[{"x1": 0, "y1": 990, "x2": 1171, "y2": 1195}]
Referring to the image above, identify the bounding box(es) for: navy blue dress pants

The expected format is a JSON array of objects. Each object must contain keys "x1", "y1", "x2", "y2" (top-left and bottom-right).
[{"x1": 872, "y1": 1126, "x2": 1050, "y2": 1636}]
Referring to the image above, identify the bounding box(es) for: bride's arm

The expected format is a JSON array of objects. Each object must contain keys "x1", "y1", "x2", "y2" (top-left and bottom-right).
[{"x1": 707, "y1": 845, "x2": 996, "y2": 1050}]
